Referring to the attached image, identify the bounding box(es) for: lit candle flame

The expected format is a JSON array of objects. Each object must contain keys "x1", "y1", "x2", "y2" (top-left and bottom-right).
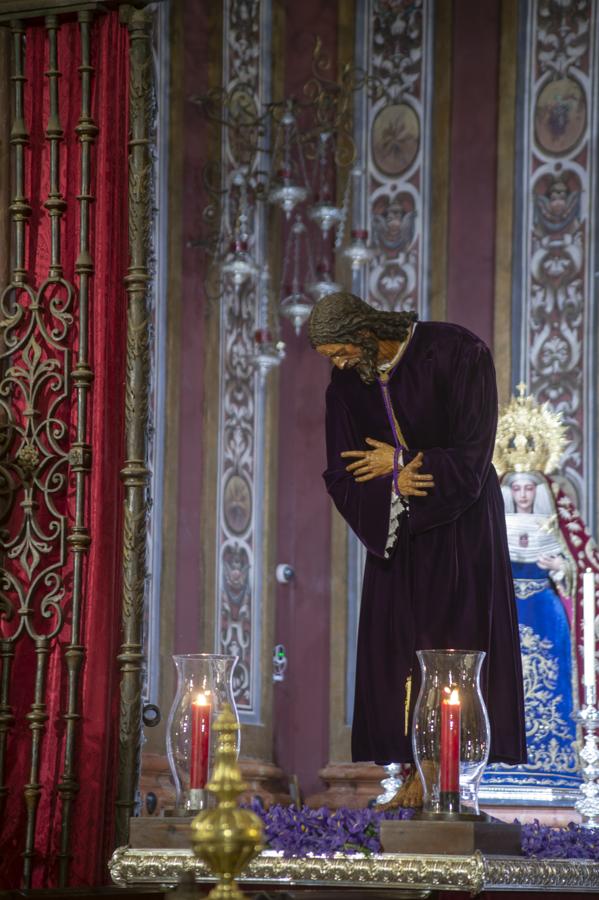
[
  {"x1": 444, "y1": 686, "x2": 460, "y2": 705},
  {"x1": 194, "y1": 691, "x2": 211, "y2": 706}
]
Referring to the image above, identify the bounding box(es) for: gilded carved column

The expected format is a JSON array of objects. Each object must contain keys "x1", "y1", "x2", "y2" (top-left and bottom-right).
[{"x1": 114, "y1": 5, "x2": 153, "y2": 847}]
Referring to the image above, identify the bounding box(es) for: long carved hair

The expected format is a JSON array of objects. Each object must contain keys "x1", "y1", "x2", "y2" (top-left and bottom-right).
[{"x1": 308, "y1": 292, "x2": 418, "y2": 384}]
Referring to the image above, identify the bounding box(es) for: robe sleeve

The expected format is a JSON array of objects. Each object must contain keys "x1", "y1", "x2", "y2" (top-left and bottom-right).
[
  {"x1": 403, "y1": 338, "x2": 498, "y2": 535},
  {"x1": 322, "y1": 383, "x2": 394, "y2": 558}
]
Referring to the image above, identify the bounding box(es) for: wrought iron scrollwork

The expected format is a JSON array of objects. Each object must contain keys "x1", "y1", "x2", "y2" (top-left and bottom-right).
[
  {"x1": 0, "y1": 2, "x2": 156, "y2": 883},
  {"x1": 0, "y1": 13, "x2": 91, "y2": 888}
]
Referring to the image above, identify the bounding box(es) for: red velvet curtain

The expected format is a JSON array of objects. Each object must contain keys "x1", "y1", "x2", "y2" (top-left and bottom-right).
[{"x1": 0, "y1": 11, "x2": 129, "y2": 887}]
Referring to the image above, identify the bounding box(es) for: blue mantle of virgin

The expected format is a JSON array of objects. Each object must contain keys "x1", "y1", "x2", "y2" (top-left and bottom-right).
[{"x1": 482, "y1": 560, "x2": 581, "y2": 797}]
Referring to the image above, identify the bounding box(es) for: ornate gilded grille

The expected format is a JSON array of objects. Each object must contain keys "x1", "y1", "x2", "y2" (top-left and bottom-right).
[
  {"x1": 0, "y1": 15, "x2": 92, "y2": 885},
  {"x1": 0, "y1": 2, "x2": 155, "y2": 885}
]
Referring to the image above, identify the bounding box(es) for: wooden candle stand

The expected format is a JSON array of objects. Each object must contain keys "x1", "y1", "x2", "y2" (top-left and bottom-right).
[{"x1": 380, "y1": 810, "x2": 522, "y2": 856}]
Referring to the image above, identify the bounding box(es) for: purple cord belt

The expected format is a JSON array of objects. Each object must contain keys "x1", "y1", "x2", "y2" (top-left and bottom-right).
[{"x1": 377, "y1": 377, "x2": 405, "y2": 495}]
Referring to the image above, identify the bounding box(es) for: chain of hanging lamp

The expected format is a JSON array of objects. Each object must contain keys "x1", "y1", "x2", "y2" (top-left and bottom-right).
[{"x1": 191, "y1": 38, "x2": 385, "y2": 375}]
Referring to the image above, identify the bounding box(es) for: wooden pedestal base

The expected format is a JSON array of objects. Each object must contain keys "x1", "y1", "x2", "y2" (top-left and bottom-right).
[
  {"x1": 306, "y1": 762, "x2": 387, "y2": 809},
  {"x1": 139, "y1": 752, "x2": 290, "y2": 816},
  {"x1": 380, "y1": 816, "x2": 522, "y2": 856}
]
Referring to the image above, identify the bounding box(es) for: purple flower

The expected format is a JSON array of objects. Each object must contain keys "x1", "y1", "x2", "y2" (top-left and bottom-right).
[
  {"x1": 244, "y1": 802, "x2": 599, "y2": 860},
  {"x1": 521, "y1": 820, "x2": 599, "y2": 860},
  {"x1": 243, "y1": 802, "x2": 414, "y2": 857}
]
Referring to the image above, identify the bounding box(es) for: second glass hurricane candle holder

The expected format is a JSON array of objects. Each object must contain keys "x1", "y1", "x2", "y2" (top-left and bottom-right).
[
  {"x1": 412, "y1": 649, "x2": 490, "y2": 816},
  {"x1": 166, "y1": 653, "x2": 240, "y2": 814}
]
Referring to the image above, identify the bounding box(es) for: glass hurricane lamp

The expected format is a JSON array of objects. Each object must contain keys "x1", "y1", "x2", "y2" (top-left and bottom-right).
[
  {"x1": 166, "y1": 653, "x2": 240, "y2": 814},
  {"x1": 412, "y1": 649, "x2": 490, "y2": 817}
]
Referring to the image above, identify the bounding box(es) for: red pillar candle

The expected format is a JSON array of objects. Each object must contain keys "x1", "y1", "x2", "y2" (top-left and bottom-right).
[
  {"x1": 190, "y1": 692, "x2": 211, "y2": 789},
  {"x1": 440, "y1": 687, "x2": 461, "y2": 801}
]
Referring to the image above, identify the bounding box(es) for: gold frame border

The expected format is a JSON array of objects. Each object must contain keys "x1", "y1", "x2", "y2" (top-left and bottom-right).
[{"x1": 109, "y1": 846, "x2": 599, "y2": 894}]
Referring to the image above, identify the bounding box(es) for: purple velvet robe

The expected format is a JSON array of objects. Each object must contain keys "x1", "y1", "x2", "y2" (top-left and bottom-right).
[{"x1": 323, "y1": 321, "x2": 527, "y2": 766}]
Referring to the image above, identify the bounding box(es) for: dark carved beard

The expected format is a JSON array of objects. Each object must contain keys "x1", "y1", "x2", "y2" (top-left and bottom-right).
[{"x1": 354, "y1": 335, "x2": 379, "y2": 384}]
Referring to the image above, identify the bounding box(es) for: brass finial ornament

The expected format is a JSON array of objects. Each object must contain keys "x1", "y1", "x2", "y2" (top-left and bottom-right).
[
  {"x1": 493, "y1": 383, "x2": 567, "y2": 477},
  {"x1": 190, "y1": 704, "x2": 263, "y2": 899}
]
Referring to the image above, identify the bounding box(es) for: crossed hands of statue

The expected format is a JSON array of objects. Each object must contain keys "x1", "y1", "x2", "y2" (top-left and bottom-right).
[{"x1": 341, "y1": 440, "x2": 435, "y2": 496}]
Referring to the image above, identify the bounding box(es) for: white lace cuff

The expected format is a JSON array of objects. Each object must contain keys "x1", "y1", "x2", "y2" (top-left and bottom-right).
[{"x1": 385, "y1": 487, "x2": 408, "y2": 558}]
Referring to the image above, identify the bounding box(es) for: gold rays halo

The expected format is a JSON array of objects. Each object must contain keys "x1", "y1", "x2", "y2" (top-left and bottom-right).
[{"x1": 493, "y1": 383, "x2": 567, "y2": 477}]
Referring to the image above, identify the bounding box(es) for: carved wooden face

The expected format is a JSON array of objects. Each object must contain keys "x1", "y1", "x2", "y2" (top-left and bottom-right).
[{"x1": 315, "y1": 342, "x2": 364, "y2": 370}]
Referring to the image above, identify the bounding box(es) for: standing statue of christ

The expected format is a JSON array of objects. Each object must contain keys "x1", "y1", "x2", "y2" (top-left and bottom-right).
[{"x1": 309, "y1": 292, "x2": 527, "y2": 807}]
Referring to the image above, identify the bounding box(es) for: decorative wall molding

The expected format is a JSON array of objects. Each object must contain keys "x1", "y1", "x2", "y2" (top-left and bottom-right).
[
  {"x1": 363, "y1": 0, "x2": 434, "y2": 316},
  {"x1": 513, "y1": 0, "x2": 599, "y2": 523},
  {"x1": 214, "y1": 0, "x2": 272, "y2": 720},
  {"x1": 143, "y1": 0, "x2": 169, "y2": 710}
]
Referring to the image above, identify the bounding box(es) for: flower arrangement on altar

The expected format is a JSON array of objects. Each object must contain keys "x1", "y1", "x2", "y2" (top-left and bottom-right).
[
  {"x1": 245, "y1": 802, "x2": 599, "y2": 861},
  {"x1": 247, "y1": 802, "x2": 412, "y2": 856}
]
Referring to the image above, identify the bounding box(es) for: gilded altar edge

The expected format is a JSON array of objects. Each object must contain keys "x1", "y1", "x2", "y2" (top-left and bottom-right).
[{"x1": 109, "y1": 847, "x2": 599, "y2": 893}]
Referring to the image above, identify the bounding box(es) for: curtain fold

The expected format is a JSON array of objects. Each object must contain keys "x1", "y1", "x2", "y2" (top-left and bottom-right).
[{"x1": 0, "y1": 11, "x2": 129, "y2": 887}]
